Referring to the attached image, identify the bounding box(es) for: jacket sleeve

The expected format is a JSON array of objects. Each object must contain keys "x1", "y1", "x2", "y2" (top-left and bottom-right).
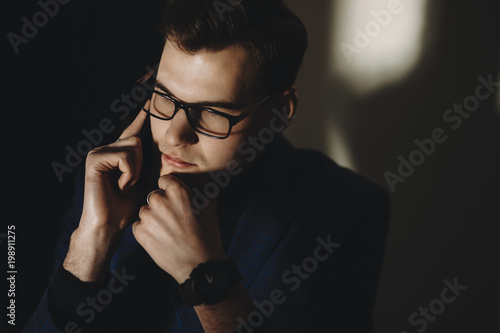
[{"x1": 22, "y1": 168, "x2": 86, "y2": 333}]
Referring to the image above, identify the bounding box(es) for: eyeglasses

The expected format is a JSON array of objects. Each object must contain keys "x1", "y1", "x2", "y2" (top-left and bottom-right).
[{"x1": 143, "y1": 89, "x2": 272, "y2": 139}]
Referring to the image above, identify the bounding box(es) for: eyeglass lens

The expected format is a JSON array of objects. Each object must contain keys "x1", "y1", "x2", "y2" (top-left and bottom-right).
[{"x1": 151, "y1": 92, "x2": 231, "y2": 138}]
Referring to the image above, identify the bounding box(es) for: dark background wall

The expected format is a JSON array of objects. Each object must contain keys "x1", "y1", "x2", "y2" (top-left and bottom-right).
[
  {"x1": 3, "y1": 0, "x2": 166, "y2": 330},
  {"x1": 3, "y1": 0, "x2": 500, "y2": 332},
  {"x1": 286, "y1": 1, "x2": 500, "y2": 332}
]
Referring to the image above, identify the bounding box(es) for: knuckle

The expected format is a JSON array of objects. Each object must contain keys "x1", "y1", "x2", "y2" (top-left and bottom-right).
[
  {"x1": 86, "y1": 147, "x2": 101, "y2": 159},
  {"x1": 127, "y1": 136, "x2": 142, "y2": 147},
  {"x1": 159, "y1": 175, "x2": 183, "y2": 191},
  {"x1": 117, "y1": 150, "x2": 133, "y2": 162},
  {"x1": 117, "y1": 135, "x2": 141, "y2": 147},
  {"x1": 157, "y1": 175, "x2": 168, "y2": 189},
  {"x1": 138, "y1": 205, "x2": 151, "y2": 221},
  {"x1": 87, "y1": 148, "x2": 97, "y2": 156},
  {"x1": 85, "y1": 151, "x2": 99, "y2": 167},
  {"x1": 132, "y1": 222, "x2": 143, "y2": 240}
]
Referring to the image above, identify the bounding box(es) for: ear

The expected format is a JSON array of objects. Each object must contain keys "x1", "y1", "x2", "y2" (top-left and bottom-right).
[{"x1": 274, "y1": 86, "x2": 299, "y2": 130}]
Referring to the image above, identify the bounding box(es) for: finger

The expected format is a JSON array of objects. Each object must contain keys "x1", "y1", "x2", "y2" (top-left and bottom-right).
[
  {"x1": 158, "y1": 174, "x2": 191, "y2": 193},
  {"x1": 118, "y1": 99, "x2": 151, "y2": 140},
  {"x1": 99, "y1": 136, "x2": 142, "y2": 150},
  {"x1": 131, "y1": 219, "x2": 142, "y2": 242},
  {"x1": 88, "y1": 136, "x2": 143, "y2": 189},
  {"x1": 147, "y1": 189, "x2": 164, "y2": 205},
  {"x1": 102, "y1": 149, "x2": 138, "y2": 191},
  {"x1": 87, "y1": 147, "x2": 140, "y2": 192},
  {"x1": 131, "y1": 216, "x2": 152, "y2": 246},
  {"x1": 157, "y1": 174, "x2": 172, "y2": 191},
  {"x1": 116, "y1": 152, "x2": 137, "y2": 191}
]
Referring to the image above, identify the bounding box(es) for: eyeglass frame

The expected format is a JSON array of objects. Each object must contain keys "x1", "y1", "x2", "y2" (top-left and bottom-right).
[{"x1": 142, "y1": 88, "x2": 273, "y2": 139}]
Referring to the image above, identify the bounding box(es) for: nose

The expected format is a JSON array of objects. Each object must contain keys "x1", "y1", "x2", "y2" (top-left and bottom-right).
[{"x1": 163, "y1": 108, "x2": 198, "y2": 146}]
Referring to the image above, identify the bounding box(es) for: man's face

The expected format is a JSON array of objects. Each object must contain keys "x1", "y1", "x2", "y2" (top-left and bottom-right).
[{"x1": 151, "y1": 41, "x2": 266, "y2": 179}]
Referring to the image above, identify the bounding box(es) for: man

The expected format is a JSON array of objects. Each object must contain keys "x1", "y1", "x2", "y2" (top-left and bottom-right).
[{"x1": 24, "y1": 0, "x2": 390, "y2": 332}]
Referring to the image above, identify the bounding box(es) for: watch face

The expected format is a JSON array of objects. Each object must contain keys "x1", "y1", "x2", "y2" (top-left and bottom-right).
[{"x1": 193, "y1": 264, "x2": 230, "y2": 305}]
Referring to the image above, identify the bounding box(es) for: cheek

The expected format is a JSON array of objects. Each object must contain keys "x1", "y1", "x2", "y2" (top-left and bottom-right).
[
  {"x1": 207, "y1": 117, "x2": 266, "y2": 170},
  {"x1": 199, "y1": 136, "x2": 243, "y2": 170},
  {"x1": 150, "y1": 120, "x2": 165, "y2": 145}
]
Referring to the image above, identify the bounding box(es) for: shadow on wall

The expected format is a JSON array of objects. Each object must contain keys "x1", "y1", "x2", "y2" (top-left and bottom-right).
[{"x1": 284, "y1": 0, "x2": 500, "y2": 332}]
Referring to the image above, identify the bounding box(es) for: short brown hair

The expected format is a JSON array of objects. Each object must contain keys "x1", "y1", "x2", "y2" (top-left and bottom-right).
[{"x1": 161, "y1": 0, "x2": 308, "y2": 91}]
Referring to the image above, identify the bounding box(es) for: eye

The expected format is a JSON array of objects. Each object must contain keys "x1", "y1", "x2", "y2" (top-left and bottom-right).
[{"x1": 205, "y1": 110, "x2": 221, "y2": 118}]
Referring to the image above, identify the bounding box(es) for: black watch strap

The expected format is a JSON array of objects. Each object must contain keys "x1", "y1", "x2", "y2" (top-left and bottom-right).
[
  {"x1": 178, "y1": 277, "x2": 199, "y2": 307},
  {"x1": 178, "y1": 258, "x2": 242, "y2": 307}
]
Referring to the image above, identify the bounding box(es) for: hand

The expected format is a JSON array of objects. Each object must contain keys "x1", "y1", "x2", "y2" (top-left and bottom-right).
[
  {"x1": 79, "y1": 102, "x2": 149, "y2": 233},
  {"x1": 64, "y1": 101, "x2": 150, "y2": 281},
  {"x1": 132, "y1": 175, "x2": 226, "y2": 283}
]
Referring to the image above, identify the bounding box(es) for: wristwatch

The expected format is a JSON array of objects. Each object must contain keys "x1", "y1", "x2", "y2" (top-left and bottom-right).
[{"x1": 178, "y1": 258, "x2": 242, "y2": 306}]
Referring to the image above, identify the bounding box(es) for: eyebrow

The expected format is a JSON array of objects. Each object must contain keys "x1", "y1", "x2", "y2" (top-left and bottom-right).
[{"x1": 155, "y1": 80, "x2": 246, "y2": 111}]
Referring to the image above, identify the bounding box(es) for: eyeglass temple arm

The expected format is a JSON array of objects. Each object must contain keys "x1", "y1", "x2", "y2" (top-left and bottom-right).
[{"x1": 231, "y1": 95, "x2": 272, "y2": 124}]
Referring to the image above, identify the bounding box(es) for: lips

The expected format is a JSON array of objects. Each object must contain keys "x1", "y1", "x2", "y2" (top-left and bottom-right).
[{"x1": 162, "y1": 153, "x2": 196, "y2": 169}]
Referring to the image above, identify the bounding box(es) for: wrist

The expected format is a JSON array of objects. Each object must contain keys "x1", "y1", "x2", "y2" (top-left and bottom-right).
[
  {"x1": 172, "y1": 251, "x2": 227, "y2": 284},
  {"x1": 193, "y1": 283, "x2": 257, "y2": 333},
  {"x1": 79, "y1": 210, "x2": 129, "y2": 235},
  {"x1": 63, "y1": 226, "x2": 123, "y2": 282},
  {"x1": 178, "y1": 258, "x2": 242, "y2": 307}
]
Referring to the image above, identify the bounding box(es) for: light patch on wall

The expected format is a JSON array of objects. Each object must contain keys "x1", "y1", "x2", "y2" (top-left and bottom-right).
[
  {"x1": 326, "y1": 119, "x2": 356, "y2": 170},
  {"x1": 331, "y1": 0, "x2": 428, "y2": 95}
]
